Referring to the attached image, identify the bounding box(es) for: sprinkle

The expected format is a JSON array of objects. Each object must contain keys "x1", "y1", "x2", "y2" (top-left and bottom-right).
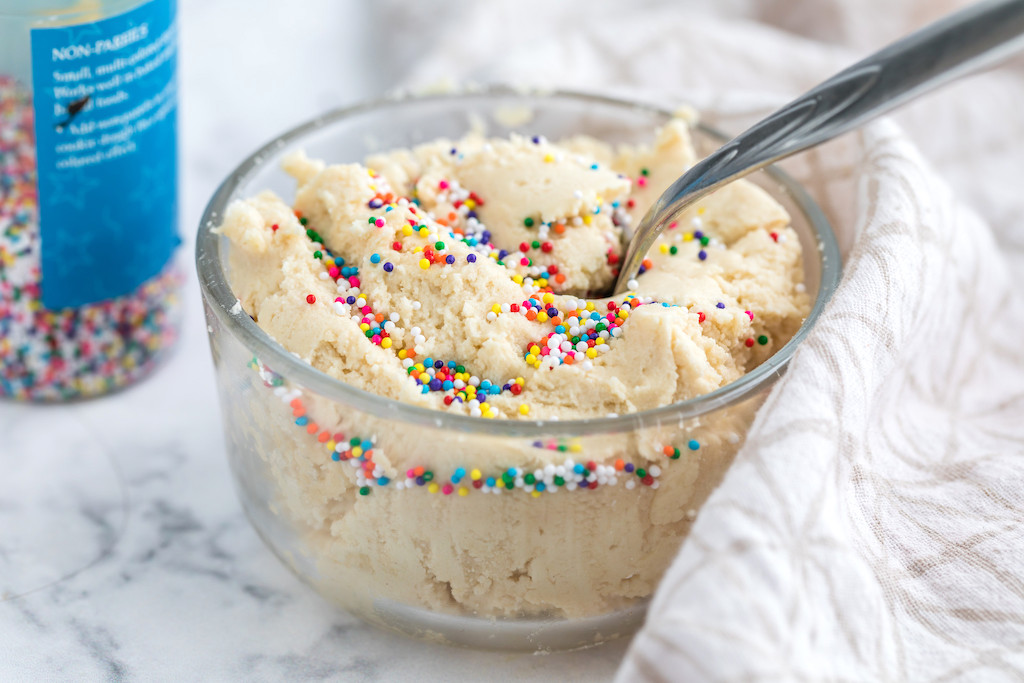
[
  {"x1": 419, "y1": 259, "x2": 430, "y2": 270},
  {"x1": 383, "y1": 262, "x2": 394, "y2": 272},
  {"x1": 523, "y1": 217, "x2": 535, "y2": 227},
  {"x1": 370, "y1": 253, "x2": 381, "y2": 264},
  {"x1": 306, "y1": 294, "x2": 316, "y2": 304}
]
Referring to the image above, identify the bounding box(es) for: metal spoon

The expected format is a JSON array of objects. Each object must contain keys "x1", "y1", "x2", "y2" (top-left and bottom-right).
[{"x1": 612, "y1": 0, "x2": 1024, "y2": 295}]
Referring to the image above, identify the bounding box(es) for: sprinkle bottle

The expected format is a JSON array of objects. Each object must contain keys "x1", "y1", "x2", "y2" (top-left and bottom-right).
[{"x1": 0, "y1": 0, "x2": 181, "y2": 401}]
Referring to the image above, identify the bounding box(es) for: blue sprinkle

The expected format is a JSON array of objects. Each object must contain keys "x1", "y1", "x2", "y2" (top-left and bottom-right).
[
  {"x1": 536, "y1": 482, "x2": 546, "y2": 492},
  {"x1": 377, "y1": 476, "x2": 390, "y2": 486},
  {"x1": 574, "y1": 463, "x2": 585, "y2": 474},
  {"x1": 331, "y1": 452, "x2": 340, "y2": 461},
  {"x1": 442, "y1": 380, "x2": 454, "y2": 390},
  {"x1": 370, "y1": 253, "x2": 381, "y2": 264},
  {"x1": 454, "y1": 467, "x2": 466, "y2": 478},
  {"x1": 295, "y1": 417, "x2": 308, "y2": 426},
  {"x1": 486, "y1": 477, "x2": 496, "y2": 487},
  {"x1": 688, "y1": 439, "x2": 700, "y2": 451},
  {"x1": 716, "y1": 302, "x2": 725, "y2": 309}
]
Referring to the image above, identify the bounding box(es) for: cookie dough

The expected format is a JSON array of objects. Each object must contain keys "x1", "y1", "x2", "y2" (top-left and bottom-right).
[{"x1": 215, "y1": 117, "x2": 810, "y2": 629}]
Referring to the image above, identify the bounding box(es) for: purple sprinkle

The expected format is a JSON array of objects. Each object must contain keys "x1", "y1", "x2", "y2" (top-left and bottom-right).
[
  {"x1": 533, "y1": 440, "x2": 543, "y2": 447},
  {"x1": 481, "y1": 230, "x2": 492, "y2": 243},
  {"x1": 383, "y1": 262, "x2": 394, "y2": 272},
  {"x1": 467, "y1": 254, "x2": 477, "y2": 263},
  {"x1": 698, "y1": 250, "x2": 707, "y2": 261},
  {"x1": 716, "y1": 302, "x2": 725, "y2": 309},
  {"x1": 466, "y1": 210, "x2": 478, "y2": 219},
  {"x1": 624, "y1": 463, "x2": 635, "y2": 473},
  {"x1": 445, "y1": 254, "x2": 455, "y2": 264},
  {"x1": 429, "y1": 378, "x2": 442, "y2": 391},
  {"x1": 450, "y1": 147, "x2": 457, "y2": 155},
  {"x1": 434, "y1": 360, "x2": 444, "y2": 369},
  {"x1": 346, "y1": 296, "x2": 356, "y2": 304},
  {"x1": 416, "y1": 476, "x2": 425, "y2": 486},
  {"x1": 368, "y1": 198, "x2": 383, "y2": 209},
  {"x1": 638, "y1": 264, "x2": 647, "y2": 274},
  {"x1": 498, "y1": 249, "x2": 509, "y2": 259},
  {"x1": 531, "y1": 135, "x2": 541, "y2": 144},
  {"x1": 694, "y1": 230, "x2": 704, "y2": 239}
]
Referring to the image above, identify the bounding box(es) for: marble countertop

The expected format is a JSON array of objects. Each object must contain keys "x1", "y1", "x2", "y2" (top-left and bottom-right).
[{"x1": 0, "y1": 1, "x2": 630, "y2": 679}]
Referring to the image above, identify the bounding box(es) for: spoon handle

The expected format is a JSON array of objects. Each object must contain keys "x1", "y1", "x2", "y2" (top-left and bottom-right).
[{"x1": 614, "y1": 0, "x2": 1024, "y2": 294}]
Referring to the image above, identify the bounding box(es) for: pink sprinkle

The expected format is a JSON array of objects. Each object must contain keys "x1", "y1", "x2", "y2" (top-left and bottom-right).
[
  {"x1": 442, "y1": 484, "x2": 454, "y2": 495},
  {"x1": 328, "y1": 267, "x2": 340, "y2": 278},
  {"x1": 361, "y1": 305, "x2": 372, "y2": 315},
  {"x1": 746, "y1": 311, "x2": 754, "y2": 321},
  {"x1": 540, "y1": 347, "x2": 550, "y2": 356},
  {"x1": 374, "y1": 218, "x2": 385, "y2": 228},
  {"x1": 520, "y1": 257, "x2": 529, "y2": 266},
  {"x1": 371, "y1": 335, "x2": 381, "y2": 344},
  {"x1": 438, "y1": 180, "x2": 449, "y2": 190},
  {"x1": 348, "y1": 276, "x2": 360, "y2": 287},
  {"x1": 334, "y1": 297, "x2": 344, "y2": 303},
  {"x1": 669, "y1": 221, "x2": 678, "y2": 229},
  {"x1": 637, "y1": 177, "x2": 647, "y2": 187},
  {"x1": 407, "y1": 469, "x2": 416, "y2": 478}
]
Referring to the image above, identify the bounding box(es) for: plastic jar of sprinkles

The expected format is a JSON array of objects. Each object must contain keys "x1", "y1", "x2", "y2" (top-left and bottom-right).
[{"x1": 0, "y1": 0, "x2": 181, "y2": 401}]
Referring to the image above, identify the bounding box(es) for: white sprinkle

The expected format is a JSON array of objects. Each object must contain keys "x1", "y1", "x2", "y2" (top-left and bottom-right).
[
  {"x1": 486, "y1": 312, "x2": 497, "y2": 322},
  {"x1": 649, "y1": 465, "x2": 662, "y2": 477},
  {"x1": 625, "y1": 479, "x2": 636, "y2": 490},
  {"x1": 412, "y1": 301, "x2": 421, "y2": 310},
  {"x1": 390, "y1": 312, "x2": 400, "y2": 322},
  {"x1": 627, "y1": 279, "x2": 639, "y2": 290}
]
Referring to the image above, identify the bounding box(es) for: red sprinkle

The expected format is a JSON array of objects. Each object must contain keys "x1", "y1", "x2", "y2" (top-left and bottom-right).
[
  {"x1": 306, "y1": 294, "x2": 316, "y2": 304},
  {"x1": 698, "y1": 311, "x2": 706, "y2": 323},
  {"x1": 745, "y1": 338, "x2": 755, "y2": 347}
]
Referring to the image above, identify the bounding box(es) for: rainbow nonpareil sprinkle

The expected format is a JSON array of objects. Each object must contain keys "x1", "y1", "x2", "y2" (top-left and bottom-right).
[{"x1": 0, "y1": 77, "x2": 180, "y2": 401}]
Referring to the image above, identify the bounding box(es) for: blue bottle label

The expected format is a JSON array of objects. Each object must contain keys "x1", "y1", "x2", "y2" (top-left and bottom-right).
[{"x1": 30, "y1": 0, "x2": 178, "y2": 309}]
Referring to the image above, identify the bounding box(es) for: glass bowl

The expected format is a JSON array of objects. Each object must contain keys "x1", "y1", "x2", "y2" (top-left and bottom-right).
[{"x1": 196, "y1": 86, "x2": 841, "y2": 652}]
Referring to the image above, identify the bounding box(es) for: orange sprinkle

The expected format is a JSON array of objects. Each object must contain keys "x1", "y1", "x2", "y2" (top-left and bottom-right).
[
  {"x1": 292, "y1": 407, "x2": 305, "y2": 417},
  {"x1": 435, "y1": 218, "x2": 449, "y2": 227},
  {"x1": 662, "y1": 445, "x2": 674, "y2": 457},
  {"x1": 318, "y1": 431, "x2": 330, "y2": 443},
  {"x1": 375, "y1": 313, "x2": 385, "y2": 323},
  {"x1": 447, "y1": 212, "x2": 457, "y2": 222},
  {"x1": 554, "y1": 223, "x2": 566, "y2": 234},
  {"x1": 306, "y1": 423, "x2": 318, "y2": 434},
  {"x1": 642, "y1": 258, "x2": 653, "y2": 269},
  {"x1": 563, "y1": 355, "x2": 575, "y2": 365},
  {"x1": 614, "y1": 459, "x2": 625, "y2": 471},
  {"x1": 414, "y1": 466, "x2": 426, "y2": 477},
  {"x1": 406, "y1": 348, "x2": 416, "y2": 358},
  {"x1": 550, "y1": 316, "x2": 562, "y2": 325},
  {"x1": 555, "y1": 273, "x2": 566, "y2": 284},
  {"x1": 290, "y1": 398, "x2": 303, "y2": 409}
]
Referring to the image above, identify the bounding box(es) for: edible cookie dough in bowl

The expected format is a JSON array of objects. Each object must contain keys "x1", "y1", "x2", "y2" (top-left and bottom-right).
[{"x1": 196, "y1": 87, "x2": 840, "y2": 652}]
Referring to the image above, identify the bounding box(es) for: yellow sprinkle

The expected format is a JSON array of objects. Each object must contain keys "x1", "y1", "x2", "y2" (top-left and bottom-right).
[
  {"x1": 529, "y1": 345, "x2": 540, "y2": 355},
  {"x1": 585, "y1": 302, "x2": 595, "y2": 311},
  {"x1": 543, "y1": 153, "x2": 554, "y2": 163},
  {"x1": 595, "y1": 337, "x2": 605, "y2": 345},
  {"x1": 536, "y1": 312, "x2": 548, "y2": 323},
  {"x1": 352, "y1": 447, "x2": 363, "y2": 457},
  {"x1": 697, "y1": 206, "x2": 706, "y2": 215},
  {"x1": 542, "y1": 293, "x2": 554, "y2": 304},
  {"x1": 419, "y1": 227, "x2": 429, "y2": 237},
  {"x1": 326, "y1": 440, "x2": 335, "y2": 451},
  {"x1": 586, "y1": 348, "x2": 597, "y2": 359},
  {"x1": 491, "y1": 303, "x2": 501, "y2": 314},
  {"x1": 413, "y1": 246, "x2": 423, "y2": 253},
  {"x1": 428, "y1": 483, "x2": 439, "y2": 493},
  {"x1": 512, "y1": 274, "x2": 524, "y2": 284},
  {"x1": 569, "y1": 443, "x2": 583, "y2": 453},
  {"x1": 381, "y1": 338, "x2": 392, "y2": 349},
  {"x1": 465, "y1": 199, "x2": 476, "y2": 209},
  {"x1": 659, "y1": 244, "x2": 669, "y2": 254},
  {"x1": 516, "y1": 377, "x2": 525, "y2": 385},
  {"x1": 683, "y1": 232, "x2": 693, "y2": 242},
  {"x1": 402, "y1": 225, "x2": 413, "y2": 236},
  {"x1": 620, "y1": 310, "x2": 629, "y2": 319},
  {"x1": 459, "y1": 487, "x2": 469, "y2": 496},
  {"x1": 519, "y1": 404, "x2": 530, "y2": 415},
  {"x1": 359, "y1": 323, "x2": 370, "y2": 332},
  {"x1": 419, "y1": 259, "x2": 430, "y2": 270},
  {"x1": 414, "y1": 363, "x2": 424, "y2": 371},
  {"x1": 471, "y1": 468, "x2": 482, "y2": 480},
  {"x1": 398, "y1": 350, "x2": 407, "y2": 359},
  {"x1": 531, "y1": 490, "x2": 542, "y2": 498},
  {"x1": 582, "y1": 215, "x2": 592, "y2": 225}
]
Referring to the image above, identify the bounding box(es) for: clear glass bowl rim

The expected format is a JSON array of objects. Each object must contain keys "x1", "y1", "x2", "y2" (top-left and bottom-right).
[{"x1": 196, "y1": 85, "x2": 842, "y2": 438}]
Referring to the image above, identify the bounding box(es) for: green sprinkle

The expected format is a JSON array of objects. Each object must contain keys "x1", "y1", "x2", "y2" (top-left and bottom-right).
[
  {"x1": 505, "y1": 480, "x2": 515, "y2": 490},
  {"x1": 456, "y1": 365, "x2": 466, "y2": 374},
  {"x1": 524, "y1": 473, "x2": 536, "y2": 485},
  {"x1": 671, "y1": 448, "x2": 681, "y2": 459},
  {"x1": 422, "y1": 471, "x2": 434, "y2": 482},
  {"x1": 313, "y1": 250, "x2": 322, "y2": 259},
  {"x1": 554, "y1": 476, "x2": 565, "y2": 486},
  {"x1": 635, "y1": 468, "x2": 647, "y2": 478},
  {"x1": 640, "y1": 168, "x2": 650, "y2": 176},
  {"x1": 669, "y1": 245, "x2": 678, "y2": 255},
  {"x1": 700, "y1": 236, "x2": 710, "y2": 246},
  {"x1": 523, "y1": 217, "x2": 535, "y2": 227},
  {"x1": 299, "y1": 217, "x2": 308, "y2": 225},
  {"x1": 359, "y1": 486, "x2": 370, "y2": 496},
  {"x1": 531, "y1": 240, "x2": 540, "y2": 249},
  {"x1": 758, "y1": 335, "x2": 769, "y2": 345},
  {"x1": 435, "y1": 241, "x2": 445, "y2": 250},
  {"x1": 350, "y1": 437, "x2": 360, "y2": 446}
]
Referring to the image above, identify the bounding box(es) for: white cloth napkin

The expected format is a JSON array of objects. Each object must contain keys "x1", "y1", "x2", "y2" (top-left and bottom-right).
[{"x1": 378, "y1": 1, "x2": 1024, "y2": 678}]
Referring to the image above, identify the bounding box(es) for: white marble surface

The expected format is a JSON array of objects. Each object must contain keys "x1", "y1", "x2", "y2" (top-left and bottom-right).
[{"x1": 0, "y1": 1, "x2": 630, "y2": 679}]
